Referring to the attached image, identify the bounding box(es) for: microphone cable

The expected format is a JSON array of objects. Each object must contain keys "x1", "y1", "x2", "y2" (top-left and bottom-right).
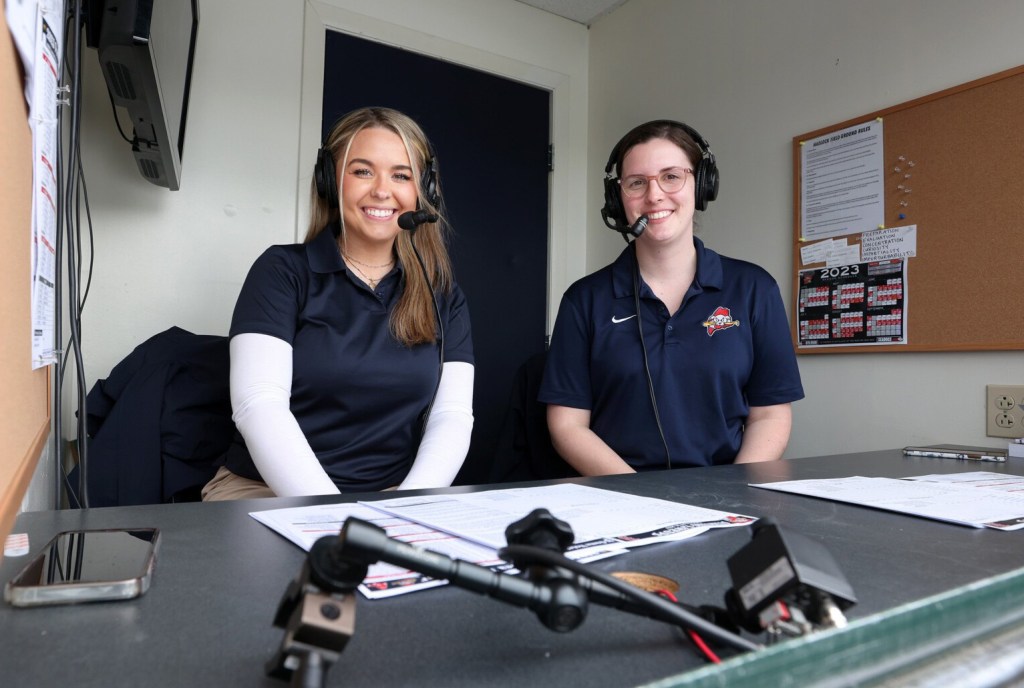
[
  {"x1": 53, "y1": 1, "x2": 94, "y2": 508},
  {"x1": 500, "y1": 543, "x2": 760, "y2": 653},
  {"x1": 400, "y1": 213, "x2": 445, "y2": 437},
  {"x1": 631, "y1": 245, "x2": 672, "y2": 471},
  {"x1": 656, "y1": 588, "x2": 722, "y2": 664}
]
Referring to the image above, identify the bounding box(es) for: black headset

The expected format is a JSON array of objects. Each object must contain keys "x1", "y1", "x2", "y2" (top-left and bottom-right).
[
  {"x1": 601, "y1": 120, "x2": 720, "y2": 233},
  {"x1": 314, "y1": 136, "x2": 440, "y2": 212}
]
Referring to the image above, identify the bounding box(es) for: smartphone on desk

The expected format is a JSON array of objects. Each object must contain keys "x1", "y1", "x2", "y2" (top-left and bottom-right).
[{"x1": 4, "y1": 528, "x2": 160, "y2": 607}]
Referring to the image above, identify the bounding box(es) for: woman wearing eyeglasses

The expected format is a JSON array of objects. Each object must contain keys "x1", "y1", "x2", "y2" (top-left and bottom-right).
[{"x1": 539, "y1": 120, "x2": 803, "y2": 475}]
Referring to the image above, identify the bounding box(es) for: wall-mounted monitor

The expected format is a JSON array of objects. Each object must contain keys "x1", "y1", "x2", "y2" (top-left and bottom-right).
[{"x1": 86, "y1": 0, "x2": 199, "y2": 190}]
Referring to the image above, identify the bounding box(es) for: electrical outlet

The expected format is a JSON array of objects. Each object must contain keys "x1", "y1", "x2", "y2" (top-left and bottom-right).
[{"x1": 986, "y1": 385, "x2": 1024, "y2": 438}]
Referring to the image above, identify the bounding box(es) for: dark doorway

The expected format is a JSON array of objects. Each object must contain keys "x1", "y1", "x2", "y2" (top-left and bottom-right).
[{"x1": 322, "y1": 31, "x2": 551, "y2": 485}]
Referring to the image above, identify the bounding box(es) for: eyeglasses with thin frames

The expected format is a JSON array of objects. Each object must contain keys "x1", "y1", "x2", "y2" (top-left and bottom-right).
[{"x1": 618, "y1": 167, "x2": 693, "y2": 198}]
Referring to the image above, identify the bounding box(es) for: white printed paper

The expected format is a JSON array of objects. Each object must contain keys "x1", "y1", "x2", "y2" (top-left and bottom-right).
[
  {"x1": 752, "y1": 475, "x2": 1024, "y2": 530},
  {"x1": 801, "y1": 120, "x2": 885, "y2": 240}
]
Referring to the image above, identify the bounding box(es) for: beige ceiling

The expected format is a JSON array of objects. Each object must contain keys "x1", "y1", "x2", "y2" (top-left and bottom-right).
[{"x1": 513, "y1": 0, "x2": 630, "y2": 26}]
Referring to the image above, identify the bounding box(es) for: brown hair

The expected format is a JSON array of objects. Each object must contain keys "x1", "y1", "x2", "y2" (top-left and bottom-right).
[{"x1": 607, "y1": 120, "x2": 702, "y2": 177}]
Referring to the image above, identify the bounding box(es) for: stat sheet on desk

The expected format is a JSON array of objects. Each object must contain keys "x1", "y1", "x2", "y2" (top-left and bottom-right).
[
  {"x1": 249, "y1": 502, "x2": 621, "y2": 599},
  {"x1": 751, "y1": 475, "x2": 1024, "y2": 530},
  {"x1": 251, "y1": 503, "x2": 489, "y2": 598},
  {"x1": 361, "y1": 483, "x2": 757, "y2": 553}
]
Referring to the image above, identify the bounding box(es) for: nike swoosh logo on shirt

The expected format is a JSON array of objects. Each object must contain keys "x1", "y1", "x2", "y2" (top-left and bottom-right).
[{"x1": 611, "y1": 314, "x2": 637, "y2": 324}]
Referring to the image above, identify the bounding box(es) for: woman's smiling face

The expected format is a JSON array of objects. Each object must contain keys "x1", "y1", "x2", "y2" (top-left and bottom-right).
[
  {"x1": 339, "y1": 127, "x2": 418, "y2": 249},
  {"x1": 619, "y1": 137, "x2": 697, "y2": 246}
]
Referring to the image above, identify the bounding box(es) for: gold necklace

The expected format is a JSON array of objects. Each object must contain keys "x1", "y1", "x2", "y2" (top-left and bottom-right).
[
  {"x1": 343, "y1": 253, "x2": 394, "y2": 270},
  {"x1": 343, "y1": 256, "x2": 392, "y2": 289}
]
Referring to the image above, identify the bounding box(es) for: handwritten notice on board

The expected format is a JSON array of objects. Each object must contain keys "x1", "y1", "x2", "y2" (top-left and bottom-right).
[
  {"x1": 861, "y1": 225, "x2": 917, "y2": 262},
  {"x1": 800, "y1": 120, "x2": 885, "y2": 241}
]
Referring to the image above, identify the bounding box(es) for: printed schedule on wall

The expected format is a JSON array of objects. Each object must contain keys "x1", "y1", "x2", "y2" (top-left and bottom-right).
[{"x1": 797, "y1": 260, "x2": 907, "y2": 348}]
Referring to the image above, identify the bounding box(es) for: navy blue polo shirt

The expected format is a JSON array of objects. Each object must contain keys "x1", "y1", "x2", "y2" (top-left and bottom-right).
[
  {"x1": 539, "y1": 239, "x2": 803, "y2": 470},
  {"x1": 223, "y1": 225, "x2": 473, "y2": 491}
]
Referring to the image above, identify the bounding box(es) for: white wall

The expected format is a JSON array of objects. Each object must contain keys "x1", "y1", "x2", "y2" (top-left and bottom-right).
[{"x1": 586, "y1": 0, "x2": 1024, "y2": 458}]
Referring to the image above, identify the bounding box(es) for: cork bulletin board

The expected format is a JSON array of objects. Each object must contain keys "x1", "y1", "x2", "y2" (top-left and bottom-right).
[
  {"x1": 1, "y1": 6, "x2": 51, "y2": 560},
  {"x1": 792, "y1": 65, "x2": 1024, "y2": 354}
]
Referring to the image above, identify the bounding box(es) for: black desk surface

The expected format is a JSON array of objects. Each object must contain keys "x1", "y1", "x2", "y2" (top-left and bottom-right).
[{"x1": 2, "y1": 450, "x2": 1023, "y2": 687}]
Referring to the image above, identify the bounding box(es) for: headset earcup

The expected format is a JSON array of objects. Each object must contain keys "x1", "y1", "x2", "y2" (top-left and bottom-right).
[
  {"x1": 693, "y1": 161, "x2": 706, "y2": 211},
  {"x1": 315, "y1": 148, "x2": 338, "y2": 208},
  {"x1": 421, "y1": 157, "x2": 440, "y2": 209},
  {"x1": 693, "y1": 157, "x2": 719, "y2": 211},
  {"x1": 602, "y1": 175, "x2": 627, "y2": 230},
  {"x1": 703, "y1": 158, "x2": 719, "y2": 208}
]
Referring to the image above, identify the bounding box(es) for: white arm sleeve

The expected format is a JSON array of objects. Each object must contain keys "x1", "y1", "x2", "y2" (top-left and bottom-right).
[
  {"x1": 230, "y1": 333, "x2": 340, "y2": 497},
  {"x1": 398, "y1": 361, "x2": 475, "y2": 490}
]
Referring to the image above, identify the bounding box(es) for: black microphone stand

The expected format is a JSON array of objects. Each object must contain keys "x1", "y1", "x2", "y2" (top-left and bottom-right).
[
  {"x1": 265, "y1": 510, "x2": 591, "y2": 687},
  {"x1": 265, "y1": 539, "x2": 368, "y2": 688},
  {"x1": 266, "y1": 509, "x2": 759, "y2": 686}
]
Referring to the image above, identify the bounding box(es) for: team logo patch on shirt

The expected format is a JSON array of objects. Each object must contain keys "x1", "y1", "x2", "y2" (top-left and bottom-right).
[{"x1": 702, "y1": 306, "x2": 740, "y2": 336}]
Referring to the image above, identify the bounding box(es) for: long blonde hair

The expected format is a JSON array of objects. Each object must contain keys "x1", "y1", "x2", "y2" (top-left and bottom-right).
[{"x1": 305, "y1": 107, "x2": 453, "y2": 347}]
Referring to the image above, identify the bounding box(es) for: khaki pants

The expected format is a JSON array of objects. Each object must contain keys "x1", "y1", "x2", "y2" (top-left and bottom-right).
[{"x1": 201, "y1": 466, "x2": 277, "y2": 501}]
